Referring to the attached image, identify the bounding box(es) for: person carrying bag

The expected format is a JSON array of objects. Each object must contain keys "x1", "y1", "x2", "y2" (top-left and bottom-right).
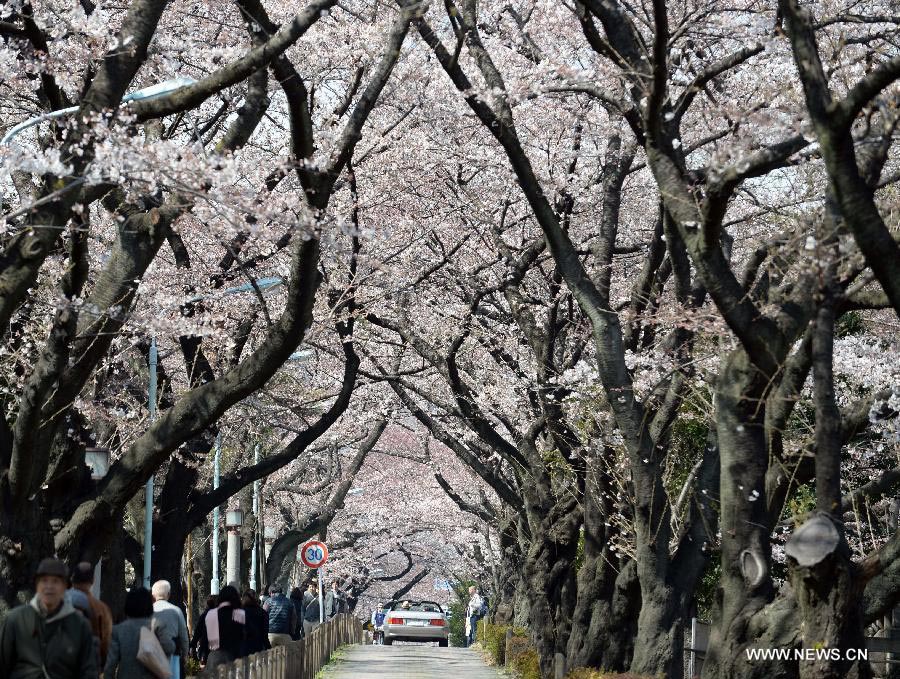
[{"x1": 105, "y1": 588, "x2": 175, "y2": 679}]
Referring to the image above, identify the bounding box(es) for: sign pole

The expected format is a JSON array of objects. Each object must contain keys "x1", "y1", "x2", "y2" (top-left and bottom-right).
[
  {"x1": 299, "y1": 540, "x2": 329, "y2": 624},
  {"x1": 318, "y1": 567, "x2": 324, "y2": 623}
]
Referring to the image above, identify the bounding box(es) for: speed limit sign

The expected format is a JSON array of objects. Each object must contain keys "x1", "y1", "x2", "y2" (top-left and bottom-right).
[{"x1": 300, "y1": 541, "x2": 329, "y2": 569}]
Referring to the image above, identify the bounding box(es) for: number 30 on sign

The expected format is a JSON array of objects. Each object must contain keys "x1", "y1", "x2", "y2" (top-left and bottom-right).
[{"x1": 300, "y1": 541, "x2": 329, "y2": 569}]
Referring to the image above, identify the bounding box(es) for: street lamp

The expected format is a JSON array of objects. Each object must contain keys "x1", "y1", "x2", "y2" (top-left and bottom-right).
[
  {"x1": 3, "y1": 78, "x2": 197, "y2": 591},
  {"x1": 85, "y1": 446, "x2": 110, "y2": 598},
  {"x1": 207, "y1": 278, "x2": 285, "y2": 596},
  {"x1": 143, "y1": 338, "x2": 158, "y2": 589},
  {"x1": 85, "y1": 447, "x2": 110, "y2": 481},
  {"x1": 250, "y1": 444, "x2": 261, "y2": 591},
  {"x1": 225, "y1": 507, "x2": 244, "y2": 588},
  {"x1": 288, "y1": 348, "x2": 314, "y2": 363},
  {"x1": 184, "y1": 277, "x2": 284, "y2": 304},
  {"x1": 264, "y1": 526, "x2": 276, "y2": 565},
  {"x1": 3, "y1": 75, "x2": 207, "y2": 592},
  {"x1": 1, "y1": 77, "x2": 197, "y2": 146}
]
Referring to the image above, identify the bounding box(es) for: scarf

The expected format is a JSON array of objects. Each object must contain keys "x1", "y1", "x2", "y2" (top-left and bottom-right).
[{"x1": 205, "y1": 603, "x2": 246, "y2": 650}]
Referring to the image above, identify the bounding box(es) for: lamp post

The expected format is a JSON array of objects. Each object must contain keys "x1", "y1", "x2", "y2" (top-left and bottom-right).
[
  {"x1": 211, "y1": 431, "x2": 221, "y2": 595},
  {"x1": 207, "y1": 277, "x2": 284, "y2": 595},
  {"x1": 143, "y1": 337, "x2": 157, "y2": 589},
  {"x1": 246, "y1": 349, "x2": 310, "y2": 592},
  {"x1": 264, "y1": 527, "x2": 276, "y2": 565},
  {"x1": 225, "y1": 508, "x2": 244, "y2": 587},
  {"x1": 85, "y1": 447, "x2": 110, "y2": 598},
  {"x1": 250, "y1": 444, "x2": 260, "y2": 591},
  {"x1": 114, "y1": 276, "x2": 285, "y2": 595}
]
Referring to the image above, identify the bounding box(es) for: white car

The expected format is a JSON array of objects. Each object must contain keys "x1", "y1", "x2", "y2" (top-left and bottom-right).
[{"x1": 382, "y1": 600, "x2": 449, "y2": 646}]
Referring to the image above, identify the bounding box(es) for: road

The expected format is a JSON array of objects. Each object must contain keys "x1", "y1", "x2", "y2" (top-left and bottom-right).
[{"x1": 319, "y1": 644, "x2": 507, "y2": 679}]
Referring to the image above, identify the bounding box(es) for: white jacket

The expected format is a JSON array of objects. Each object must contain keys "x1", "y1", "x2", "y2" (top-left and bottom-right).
[{"x1": 466, "y1": 593, "x2": 484, "y2": 618}]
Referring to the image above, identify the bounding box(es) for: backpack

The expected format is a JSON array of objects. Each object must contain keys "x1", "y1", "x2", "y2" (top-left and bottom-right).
[{"x1": 478, "y1": 598, "x2": 488, "y2": 618}]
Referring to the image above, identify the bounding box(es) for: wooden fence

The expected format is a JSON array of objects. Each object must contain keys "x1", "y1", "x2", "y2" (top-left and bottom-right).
[{"x1": 205, "y1": 613, "x2": 363, "y2": 679}]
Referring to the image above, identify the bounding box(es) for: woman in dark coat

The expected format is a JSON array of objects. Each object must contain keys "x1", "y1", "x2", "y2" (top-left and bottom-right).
[
  {"x1": 190, "y1": 596, "x2": 217, "y2": 664},
  {"x1": 288, "y1": 588, "x2": 305, "y2": 640},
  {"x1": 240, "y1": 590, "x2": 270, "y2": 656},
  {"x1": 195, "y1": 586, "x2": 245, "y2": 673}
]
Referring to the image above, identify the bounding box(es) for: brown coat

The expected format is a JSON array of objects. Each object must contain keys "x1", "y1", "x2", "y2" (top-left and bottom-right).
[{"x1": 82, "y1": 591, "x2": 112, "y2": 666}]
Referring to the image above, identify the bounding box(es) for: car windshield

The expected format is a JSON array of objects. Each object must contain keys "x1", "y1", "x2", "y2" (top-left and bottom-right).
[{"x1": 390, "y1": 600, "x2": 443, "y2": 613}]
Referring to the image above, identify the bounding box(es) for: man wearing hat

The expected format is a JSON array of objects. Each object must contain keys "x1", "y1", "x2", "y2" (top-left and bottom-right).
[{"x1": 0, "y1": 557, "x2": 99, "y2": 678}]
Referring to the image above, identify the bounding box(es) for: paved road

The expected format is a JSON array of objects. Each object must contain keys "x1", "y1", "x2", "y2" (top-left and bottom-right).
[{"x1": 319, "y1": 644, "x2": 506, "y2": 679}]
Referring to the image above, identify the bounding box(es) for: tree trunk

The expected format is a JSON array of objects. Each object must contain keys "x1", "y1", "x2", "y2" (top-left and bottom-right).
[
  {"x1": 0, "y1": 492, "x2": 54, "y2": 614},
  {"x1": 101, "y1": 508, "x2": 126, "y2": 623},
  {"x1": 521, "y1": 493, "x2": 581, "y2": 678},
  {"x1": 151, "y1": 518, "x2": 191, "y2": 607},
  {"x1": 567, "y1": 459, "x2": 640, "y2": 672},
  {"x1": 702, "y1": 350, "x2": 783, "y2": 679},
  {"x1": 631, "y1": 580, "x2": 686, "y2": 678},
  {"x1": 567, "y1": 555, "x2": 639, "y2": 672},
  {"x1": 491, "y1": 517, "x2": 523, "y2": 625},
  {"x1": 788, "y1": 517, "x2": 871, "y2": 679}
]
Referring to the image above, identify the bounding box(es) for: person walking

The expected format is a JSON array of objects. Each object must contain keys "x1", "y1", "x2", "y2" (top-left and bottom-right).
[
  {"x1": 465, "y1": 585, "x2": 486, "y2": 647},
  {"x1": 71, "y1": 562, "x2": 112, "y2": 668},
  {"x1": 288, "y1": 587, "x2": 306, "y2": 641},
  {"x1": 240, "y1": 590, "x2": 269, "y2": 656},
  {"x1": 104, "y1": 587, "x2": 175, "y2": 678},
  {"x1": 288, "y1": 587, "x2": 305, "y2": 640},
  {"x1": 0, "y1": 558, "x2": 98, "y2": 679},
  {"x1": 189, "y1": 596, "x2": 217, "y2": 665},
  {"x1": 323, "y1": 580, "x2": 345, "y2": 620},
  {"x1": 302, "y1": 583, "x2": 316, "y2": 608},
  {"x1": 65, "y1": 588, "x2": 99, "y2": 668},
  {"x1": 151, "y1": 580, "x2": 189, "y2": 679},
  {"x1": 262, "y1": 584, "x2": 296, "y2": 648},
  {"x1": 194, "y1": 586, "x2": 246, "y2": 673},
  {"x1": 302, "y1": 589, "x2": 321, "y2": 638},
  {"x1": 371, "y1": 603, "x2": 386, "y2": 645}
]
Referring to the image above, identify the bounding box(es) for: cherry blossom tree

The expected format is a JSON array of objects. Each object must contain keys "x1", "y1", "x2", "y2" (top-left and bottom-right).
[
  {"x1": 1, "y1": 3, "x2": 899, "y2": 679},
  {"x1": 397, "y1": 0, "x2": 899, "y2": 676},
  {"x1": 0, "y1": 0, "x2": 415, "y2": 608}
]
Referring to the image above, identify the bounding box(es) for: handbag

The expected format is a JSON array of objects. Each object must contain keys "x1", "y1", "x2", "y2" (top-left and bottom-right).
[{"x1": 138, "y1": 625, "x2": 173, "y2": 679}]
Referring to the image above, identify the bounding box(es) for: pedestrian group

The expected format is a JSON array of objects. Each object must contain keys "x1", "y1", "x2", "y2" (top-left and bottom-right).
[{"x1": 0, "y1": 558, "x2": 351, "y2": 678}]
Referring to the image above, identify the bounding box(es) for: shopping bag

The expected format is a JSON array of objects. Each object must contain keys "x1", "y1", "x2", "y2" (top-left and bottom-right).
[{"x1": 137, "y1": 625, "x2": 173, "y2": 679}]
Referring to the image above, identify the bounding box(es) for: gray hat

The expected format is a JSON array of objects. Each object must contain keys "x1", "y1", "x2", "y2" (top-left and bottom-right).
[{"x1": 35, "y1": 558, "x2": 69, "y2": 581}]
